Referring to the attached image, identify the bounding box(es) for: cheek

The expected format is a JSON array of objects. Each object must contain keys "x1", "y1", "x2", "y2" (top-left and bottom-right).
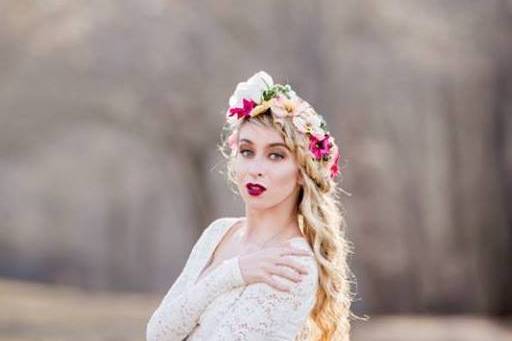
[
  {"x1": 233, "y1": 158, "x2": 244, "y2": 177},
  {"x1": 233, "y1": 158, "x2": 250, "y2": 184},
  {"x1": 272, "y1": 163, "x2": 299, "y2": 187}
]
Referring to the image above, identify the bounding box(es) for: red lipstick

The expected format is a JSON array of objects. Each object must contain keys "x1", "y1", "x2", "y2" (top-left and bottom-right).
[{"x1": 246, "y1": 183, "x2": 267, "y2": 197}]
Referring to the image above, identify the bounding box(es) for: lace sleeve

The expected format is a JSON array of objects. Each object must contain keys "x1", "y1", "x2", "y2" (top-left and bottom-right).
[
  {"x1": 146, "y1": 255, "x2": 246, "y2": 341},
  {"x1": 147, "y1": 218, "x2": 220, "y2": 315},
  {"x1": 209, "y1": 249, "x2": 318, "y2": 341}
]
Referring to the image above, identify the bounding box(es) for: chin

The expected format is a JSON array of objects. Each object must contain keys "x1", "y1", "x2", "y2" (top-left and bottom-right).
[
  {"x1": 242, "y1": 196, "x2": 269, "y2": 207},
  {"x1": 244, "y1": 194, "x2": 288, "y2": 210}
]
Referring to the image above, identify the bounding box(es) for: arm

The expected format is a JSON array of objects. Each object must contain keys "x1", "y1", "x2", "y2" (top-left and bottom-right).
[
  {"x1": 146, "y1": 218, "x2": 246, "y2": 341},
  {"x1": 148, "y1": 218, "x2": 221, "y2": 312},
  {"x1": 146, "y1": 256, "x2": 246, "y2": 341},
  {"x1": 209, "y1": 247, "x2": 319, "y2": 341}
]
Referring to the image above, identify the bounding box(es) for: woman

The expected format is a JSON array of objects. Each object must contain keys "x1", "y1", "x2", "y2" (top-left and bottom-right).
[{"x1": 146, "y1": 71, "x2": 357, "y2": 340}]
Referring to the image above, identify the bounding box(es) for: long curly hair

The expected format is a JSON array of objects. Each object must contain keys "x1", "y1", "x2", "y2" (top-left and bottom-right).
[{"x1": 217, "y1": 109, "x2": 365, "y2": 341}]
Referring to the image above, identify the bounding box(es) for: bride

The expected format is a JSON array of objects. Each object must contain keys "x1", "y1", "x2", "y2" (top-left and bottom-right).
[{"x1": 146, "y1": 71, "x2": 357, "y2": 341}]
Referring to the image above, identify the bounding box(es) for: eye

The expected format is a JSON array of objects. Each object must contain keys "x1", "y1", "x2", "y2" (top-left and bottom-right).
[
  {"x1": 269, "y1": 153, "x2": 284, "y2": 160},
  {"x1": 239, "y1": 149, "x2": 284, "y2": 160},
  {"x1": 240, "y1": 149, "x2": 253, "y2": 157}
]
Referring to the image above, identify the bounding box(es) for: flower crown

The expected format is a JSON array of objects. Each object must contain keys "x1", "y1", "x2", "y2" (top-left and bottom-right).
[{"x1": 225, "y1": 71, "x2": 340, "y2": 179}]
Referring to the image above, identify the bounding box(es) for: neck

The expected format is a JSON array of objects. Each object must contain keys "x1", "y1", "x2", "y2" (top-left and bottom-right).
[{"x1": 241, "y1": 190, "x2": 302, "y2": 245}]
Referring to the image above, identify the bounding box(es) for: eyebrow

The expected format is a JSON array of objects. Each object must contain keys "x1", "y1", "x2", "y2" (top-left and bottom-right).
[{"x1": 239, "y1": 138, "x2": 289, "y2": 150}]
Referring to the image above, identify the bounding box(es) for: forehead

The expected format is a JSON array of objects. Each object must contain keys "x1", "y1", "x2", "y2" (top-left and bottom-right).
[{"x1": 238, "y1": 122, "x2": 284, "y2": 145}]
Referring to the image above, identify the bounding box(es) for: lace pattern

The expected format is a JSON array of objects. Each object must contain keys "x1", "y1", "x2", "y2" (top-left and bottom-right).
[{"x1": 146, "y1": 217, "x2": 318, "y2": 341}]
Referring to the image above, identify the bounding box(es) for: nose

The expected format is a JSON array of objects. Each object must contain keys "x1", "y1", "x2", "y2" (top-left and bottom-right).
[{"x1": 247, "y1": 161, "x2": 264, "y2": 178}]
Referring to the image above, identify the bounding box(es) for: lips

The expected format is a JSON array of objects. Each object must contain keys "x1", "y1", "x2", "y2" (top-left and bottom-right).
[{"x1": 246, "y1": 183, "x2": 267, "y2": 196}]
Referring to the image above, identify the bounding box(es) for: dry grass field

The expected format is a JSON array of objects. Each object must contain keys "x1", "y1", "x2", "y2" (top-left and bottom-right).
[
  {"x1": 351, "y1": 315, "x2": 512, "y2": 341},
  {"x1": 1, "y1": 278, "x2": 510, "y2": 341},
  {"x1": 0, "y1": 278, "x2": 158, "y2": 341}
]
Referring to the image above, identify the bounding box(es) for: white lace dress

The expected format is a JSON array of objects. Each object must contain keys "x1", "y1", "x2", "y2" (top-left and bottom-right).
[{"x1": 146, "y1": 217, "x2": 319, "y2": 341}]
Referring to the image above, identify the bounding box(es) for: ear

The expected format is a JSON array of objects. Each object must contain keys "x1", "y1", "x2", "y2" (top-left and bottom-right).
[{"x1": 297, "y1": 170, "x2": 304, "y2": 186}]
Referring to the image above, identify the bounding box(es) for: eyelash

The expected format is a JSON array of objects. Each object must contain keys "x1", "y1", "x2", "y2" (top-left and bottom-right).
[{"x1": 239, "y1": 149, "x2": 285, "y2": 160}]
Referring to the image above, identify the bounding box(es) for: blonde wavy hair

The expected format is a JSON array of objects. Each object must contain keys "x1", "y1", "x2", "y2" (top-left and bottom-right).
[{"x1": 217, "y1": 110, "x2": 365, "y2": 340}]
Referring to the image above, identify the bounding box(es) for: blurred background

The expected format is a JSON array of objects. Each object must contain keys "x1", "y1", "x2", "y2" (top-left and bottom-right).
[{"x1": 0, "y1": 1, "x2": 511, "y2": 340}]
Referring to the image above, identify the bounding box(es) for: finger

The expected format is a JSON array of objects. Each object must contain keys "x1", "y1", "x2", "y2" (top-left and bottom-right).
[
  {"x1": 277, "y1": 238, "x2": 297, "y2": 245},
  {"x1": 280, "y1": 247, "x2": 312, "y2": 257},
  {"x1": 269, "y1": 264, "x2": 303, "y2": 283},
  {"x1": 264, "y1": 276, "x2": 291, "y2": 293},
  {"x1": 275, "y1": 258, "x2": 309, "y2": 275}
]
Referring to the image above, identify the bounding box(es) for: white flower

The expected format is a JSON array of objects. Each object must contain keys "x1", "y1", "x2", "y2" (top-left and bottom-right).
[
  {"x1": 286, "y1": 88, "x2": 299, "y2": 102},
  {"x1": 292, "y1": 111, "x2": 325, "y2": 139},
  {"x1": 228, "y1": 71, "x2": 274, "y2": 109}
]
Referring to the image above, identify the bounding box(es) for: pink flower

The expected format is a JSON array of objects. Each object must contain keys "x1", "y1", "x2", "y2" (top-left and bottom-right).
[
  {"x1": 228, "y1": 98, "x2": 256, "y2": 119},
  {"x1": 271, "y1": 96, "x2": 308, "y2": 118},
  {"x1": 330, "y1": 148, "x2": 340, "y2": 178},
  {"x1": 227, "y1": 130, "x2": 238, "y2": 151},
  {"x1": 309, "y1": 134, "x2": 331, "y2": 161}
]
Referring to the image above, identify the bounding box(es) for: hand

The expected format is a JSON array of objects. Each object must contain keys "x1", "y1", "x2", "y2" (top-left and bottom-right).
[{"x1": 237, "y1": 240, "x2": 313, "y2": 292}]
